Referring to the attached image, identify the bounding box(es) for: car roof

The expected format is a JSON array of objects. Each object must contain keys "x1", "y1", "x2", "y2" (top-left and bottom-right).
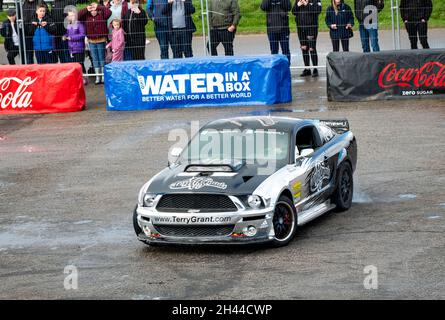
[{"x1": 202, "y1": 116, "x2": 315, "y2": 132}]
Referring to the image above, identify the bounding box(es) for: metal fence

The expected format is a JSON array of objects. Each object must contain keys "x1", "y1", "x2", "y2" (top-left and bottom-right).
[{"x1": 0, "y1": 0, "x2": 443, "y2": 73}]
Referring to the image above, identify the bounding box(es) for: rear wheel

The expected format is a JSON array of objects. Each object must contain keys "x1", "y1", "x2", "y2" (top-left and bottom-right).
[
  {"x1": 271, "y1": 196, "x2": 297, "y2": 247},
  {"x1": 333, "y1": 162, "x2": 353, "y2": 211}
]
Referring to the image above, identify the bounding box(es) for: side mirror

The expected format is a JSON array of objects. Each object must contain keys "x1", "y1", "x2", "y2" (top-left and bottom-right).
[
  {"x1": 168, "y1": 147, "x2": 183, "y2": 167},
  {"x1": 300, "y1": 148, "x2": 314, "y2": 158},
  {"x1": 170, "y1": 147, "x2": 183, "y2": 158}
]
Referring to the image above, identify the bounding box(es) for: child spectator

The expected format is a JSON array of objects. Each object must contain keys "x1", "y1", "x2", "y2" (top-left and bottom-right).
[
  {"x1": 106, "y1": 19, "x2": 125, "y2": 61},
  {"x1": 63, "y1": 10, "x2": 88, "y2": 85},
  {"x1": 78, "y1": 2, "x2": 112, "y2": 84},
  {"x1": 29, "y1": 3, "x2": 57, "y2": 64}
]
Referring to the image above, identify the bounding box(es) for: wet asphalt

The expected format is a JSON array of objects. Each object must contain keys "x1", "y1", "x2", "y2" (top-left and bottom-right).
[{"x1": 0, "y1": 71, "x2": 444, "y2": 299}]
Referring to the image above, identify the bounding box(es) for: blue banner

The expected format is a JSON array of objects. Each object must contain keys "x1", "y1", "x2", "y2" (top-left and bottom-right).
[{"x1": 104, "y1": 55, "x2": 292, "y2": 111}]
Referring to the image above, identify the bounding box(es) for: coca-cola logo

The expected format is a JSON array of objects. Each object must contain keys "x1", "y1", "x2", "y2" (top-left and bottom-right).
[
  {"x1": 0, "y1": 77, "x2": 36, "y2": 110},
  {"x1": 378, "y1": 61, "x2": 445, "y2": 89}
]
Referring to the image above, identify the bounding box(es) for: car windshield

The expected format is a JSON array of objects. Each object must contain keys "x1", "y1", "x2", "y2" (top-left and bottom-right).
[{"x1": 180, "y1": 128, "x2": 290, "y2": 166}]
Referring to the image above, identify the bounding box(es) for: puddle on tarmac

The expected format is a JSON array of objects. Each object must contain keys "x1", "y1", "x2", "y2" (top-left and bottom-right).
[
  {"x1": 0, "y1": 220, "x2": 132, "y2": 250},
  {"x1": 398, "y1": 194, "x2": 417, "y2": 200},
  {"x1": 426, "y1": 214, "x2": 442, "y2": 220}
]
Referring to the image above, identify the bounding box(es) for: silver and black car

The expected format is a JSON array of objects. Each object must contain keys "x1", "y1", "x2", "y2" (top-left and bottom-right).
[{"x1": 133, "y1": 116, "x2": 357, "y2": 247}]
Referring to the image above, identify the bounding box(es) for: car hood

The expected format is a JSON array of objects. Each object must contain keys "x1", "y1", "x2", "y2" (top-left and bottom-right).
[{"x1": 146, "y1": 162, "x2": 281, "y2": 195}]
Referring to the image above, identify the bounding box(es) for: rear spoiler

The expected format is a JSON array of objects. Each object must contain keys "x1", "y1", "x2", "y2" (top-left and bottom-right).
[{"x1": 319, "y1": 119, "x2": 350, "y2": 134}]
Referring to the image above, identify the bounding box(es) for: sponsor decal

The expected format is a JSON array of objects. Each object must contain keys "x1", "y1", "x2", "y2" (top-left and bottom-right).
[
  {"x1": 169, "y1": 177, "x2": 228, "y2": 190},
  {"x1": 310, "y1": 162, "x2": 331, "y2": 193},
  {"x1": 152, "y1": 215, "x2": 232, "y2": 224},
  {"x1": 378, "y1": 62, "x2": 445, "y2": 90},
  {"x1": 292, "y1": 181, "x2": 301, "y2": 199},
  {"x1": 0, "y1": 77, "x2": 36, "y2": 110},
  {"x1": 138, "y1": 71, "x2": 252, "y2": 103}
]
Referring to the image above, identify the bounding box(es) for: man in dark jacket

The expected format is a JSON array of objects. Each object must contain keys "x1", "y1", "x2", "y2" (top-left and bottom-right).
[
  {"x1": 261, "y1": 0, "x2": 291, "y2": 64},
  {"x1": 51, "y1": 0, "x2": 77, "y2": 63},
  {"x1": 292, "y1": 0, "x2": 322, "y2": 77},
  {"x1": 400, "y1": 0, "x2": 432, "y2": 49},
  {"x1": 354, "y1": 0, "x2": 384, "y2": 52},
  {"x1": 163, "y1": 0, "x2": 196, "y2": 58},
  {"x1": 123, "y1": 1, "x2": 148, "y2": 60},
  {"x1": 0, "y1": 9, "x2": 24, "y2": 64},
  {"x1": 147, "y1": 0, "x2": 171, "y2": 59},
  {"x1": 208, "y1": 0, "x2": 241, "y2": 56}
]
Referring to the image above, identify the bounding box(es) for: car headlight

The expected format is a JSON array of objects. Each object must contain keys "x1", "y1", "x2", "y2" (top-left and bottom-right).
[
  {"x1": 247, "y1": 195, "x2": 262, "y2": 209},
  {"x1": 143, "y1": 193, "x2": 157, "y2": 207}
]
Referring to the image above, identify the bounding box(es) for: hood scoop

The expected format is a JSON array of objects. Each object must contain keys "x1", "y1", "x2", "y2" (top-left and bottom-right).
[
  {"x1": 185, "y1": 164, "x2": 234, "y2": 173},
  {"x1": 242, "y1": 176, "x2": 254, "y2": 183}
]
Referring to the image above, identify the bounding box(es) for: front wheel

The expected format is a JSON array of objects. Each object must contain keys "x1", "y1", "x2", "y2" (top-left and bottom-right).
[
  {"x1": 133, "y1": 205, "x2": 143, "y2": 236},
  {"x1": 332, "y1": 162, "x2": 353, "y2": 211},
  {"x1": 271, "y1": 195, "x2": 298, "y2": 247}
]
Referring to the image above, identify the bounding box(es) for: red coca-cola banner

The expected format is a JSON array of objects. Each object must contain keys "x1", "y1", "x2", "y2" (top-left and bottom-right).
[
  {"x1": 0, "y1": 63, "x2": 85, "y2": 114},
  {"x1": 327, "y1": 49, "x2": 445, "y2": 101}
]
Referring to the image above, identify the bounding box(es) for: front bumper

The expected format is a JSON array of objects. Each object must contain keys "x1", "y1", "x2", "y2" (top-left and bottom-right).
[{"x1": 135, "y1": 205, "x2": 275, "y2": 245}]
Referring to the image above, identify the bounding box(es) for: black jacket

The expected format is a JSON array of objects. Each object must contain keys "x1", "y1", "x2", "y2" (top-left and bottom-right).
[
  {"x1": 292, "y1": 0, "x2": 322, "y2": 28},
  {"x1": 162, "y1": 0, "x2": 197, "y2": 33},
  {"x1": 51, "y1": 0, "x2": 77, "y2": 36},
  {"x1": 1, "y1": 19, "x2": 22, "y2": 51},
  {"x1": 19, "y1": 0, "x2": 49, "y2": 35},
  {"x1": 325, "y1": 1, "x2": 354, "y2": 40},
  {"x1": 400, "y1": 0, "x2": 432, "y2": 22},
  {"x1": 122, "y1": 8, "x2": 149, "y2": 47},
  {"x1": 354, "y1": 0, "x2": 384, "y2": 23},
  {"x1": 260, "y1": 0, "x2": 291, "y2": 33}
]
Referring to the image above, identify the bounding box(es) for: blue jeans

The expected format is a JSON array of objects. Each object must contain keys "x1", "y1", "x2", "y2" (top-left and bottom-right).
[
  {"x1": 155, "y1": 25, "x2": 170, "y2": 59},
  {"x1": 359, "y1": 24, "x2": 380, "y2": 52},
  {"x1": 267, "y1": 30, "x2": 290, "y2": 63},
  {"x1": 89, "y1": 41, "x2": 106, "y2": 68}
]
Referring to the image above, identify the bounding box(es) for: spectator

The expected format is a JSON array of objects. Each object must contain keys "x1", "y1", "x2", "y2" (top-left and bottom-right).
[
  {"x1": 20, "y1": 0, "x2": 47, "y2": 64},
  {"x1": 147, "y1": 0, "x2": 171, "y2": 59},
  {"x1": 106, "y1": 18, "x2": 125, "y2": 61},
  {"x1": 261, "y1": 0, "x2": 291, "y2": 64},
  {"x1": 325, "y1": 0, "x2": 354, "y2": 52},
  {"x1": 63, "y1": 9, "x2": 88, "y2": 85},
  {"x1": 1, "y1": 9, "x2": 24, "y2": 65},
  {"x1": 208, "y1": 0, "x2": 241, "y2": 56},
  {"x1": 354, "y1": 0, "x2": 384, "y2": 52},
  {"x1": 78, "y1": 2, "x2": 111, "y2": 84},
  {"x1": 51, "y1": 0, "x2": 77, "y2": 63},
  {"x1": 103, "y1": 0, "x2": 129, "y2": 34},
  {"x1": 123, "y1": 1, "x2": 148, "y2": 60},
  {"x1": 29, "y1": 3, "x2": 57, "y2": 64},
  {"x1": 292, "y1": 0, "x2": 322, "y2": 77},
  {"x1": 163, "y1": 0, "x2": 196, "y2": 58},
  {"x1": 400, "y1": 0, "x2": 432, "y2": 49}
]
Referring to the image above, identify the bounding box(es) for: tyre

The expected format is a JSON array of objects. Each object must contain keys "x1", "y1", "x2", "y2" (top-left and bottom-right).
[
  {"x1": 332, "y1": 162, "x2": 353, "y2": 211},
  {"x1": 271, "y1": 195, "x2": 298, "y2": 247},
  {"x1": 133, "y1": 205, "x2": 143, "y2": 236}
]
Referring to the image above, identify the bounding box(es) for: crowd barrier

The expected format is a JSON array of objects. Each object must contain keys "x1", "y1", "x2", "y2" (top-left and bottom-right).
[
  {"x1": 327, "y1": 49, "x2": 445, "y2": 101},
  {"x1": 104, "y1": 55, "x2": 292, "y2": 111},
  {"x1": 0, "y1": 63, "x2": 85, "y2": 114}
]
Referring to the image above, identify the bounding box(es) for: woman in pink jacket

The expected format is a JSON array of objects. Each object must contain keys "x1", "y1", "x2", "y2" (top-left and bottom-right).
[{"x1": 106, "y1": 19, "x2": 125, "y2": 61}]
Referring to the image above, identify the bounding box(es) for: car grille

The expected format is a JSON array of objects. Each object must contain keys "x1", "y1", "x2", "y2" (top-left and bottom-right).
[
  {"x1": 156, "y1": 194, "x2": 238, "y2": 212},
  {"x1": 153, "y1": 225, "x2": 235, "y2": 238}
]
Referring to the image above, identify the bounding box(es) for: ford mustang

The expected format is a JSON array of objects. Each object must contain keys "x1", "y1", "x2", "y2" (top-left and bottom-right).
[{"x1": 133, "y1": 116, "x2": 357, "y2": 247}]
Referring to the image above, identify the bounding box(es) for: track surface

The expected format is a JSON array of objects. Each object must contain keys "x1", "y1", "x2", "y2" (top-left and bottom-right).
[{"x1": 0, "y1": 73, "x2": 444, "y2": 299}]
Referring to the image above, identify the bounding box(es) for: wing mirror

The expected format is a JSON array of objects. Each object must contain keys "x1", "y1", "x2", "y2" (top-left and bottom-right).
[
  {"x1": 168, "y1": 147, "x2": 183, "y2": 167},
  {"x1": 300, "y1": 148, "x2": 314, "y2": 157}
]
